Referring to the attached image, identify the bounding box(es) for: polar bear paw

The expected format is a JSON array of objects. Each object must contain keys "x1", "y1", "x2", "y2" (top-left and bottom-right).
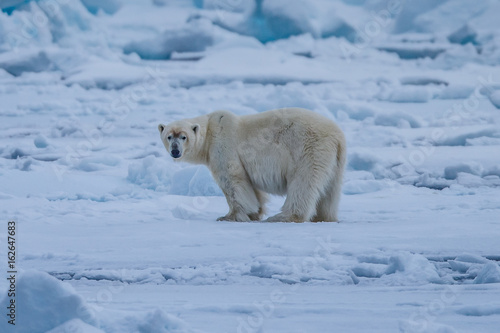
[
  {"x1": 217, "y1": 212, "x2": 251, "y2": 222},
  {"x1": 265, "y1": 213, "x2": 305, "y2": 223}
]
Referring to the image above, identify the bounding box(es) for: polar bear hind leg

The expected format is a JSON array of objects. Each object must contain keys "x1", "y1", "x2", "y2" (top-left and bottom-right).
[
  {"x1": 312, "y1": 143, "x2": 345, "y2": 222},
  {"x1": 265, "y1": 154, "x2": 334, "y2": 223},
  {"x1": 265, "y1": 132, "x2": 343, "y2": 223},
  {"x1": 311, "y1": 175, "x2": 341, "y2": 222}
]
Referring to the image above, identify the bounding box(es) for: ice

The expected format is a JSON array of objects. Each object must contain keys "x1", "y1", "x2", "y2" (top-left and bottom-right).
[
  {"x1": 1, "y1": 1, "x2": 93, "y2": 48},
  {"x1": 127, "y1": 156, "x2": 173, "y2": 191},
  {"x1": 123, "y1": 19, "x2": 214, "y2": 60},
  {"x1": 444, "y1": 162, "x2": 483, "y2": 180},
  {"x1": 129, "y1": 309, "x2": 192, "y2": 333},
  {"x1": 80, "y1": 0, "x2": 121, "y2": 15},
  {"x1": 261, "y1": 0, "x2": 330, "y2": 40},
  {"x1": 474, "y1": 263, "x2": 500, "y2": 284},
  {"x1": 34, "y1": 134, "x2": 50, "y2": 148},
  {"x1": 343, "y1": 179, "x2": 393, "y2": 195},
  {"x1": 1, "y1": 0, "x2": 500, "y2": 332},
  {"x1": 0, "y1": 50, "x2": 52, "y2": 76},
  {"x1": 448, "y1": 24, "x2": 478, "y2": 46},
  {"x1": 439, "y1": 84, "x2": 474, "y2": 100},
  {"x1": 387, "y1": 85, "x2": 433, "y2": 103},
  {"x1": 384, "y1": 253, "x2": 442, "y2": 285},
  {"x1": 434, "y1": 129, "x2": 499, "y2": 147},
  {"x1": 399, "y1": 321, "x2": 457, "y2": 333},
  {"x1": 347, "y1": 152, "x2": 379, "y2": 171},
  {"x1": 392, "y1": 0, "x2": 441, "y2": 33},
  {"x1": 377, "y1": 44, "x2": 447, "y2": 60},
  {"x1": 47, "y1": 319, "x2": 106, "y2": 333},
  {"x1": 455, "y1": 254, "x2": 490, "y2": 264},
  {"x1": 63, "y1": 58, "x2": 147, "y2": 90},
  {"x1": 374, "y1": 112, "x2": 422, "y2": 128},
  {"x1": 126, "y1": 156, "x2": 221, "y2": 196},
  {"x1": 351, "y1": 263, "x2": 387, "y2": 278},
  {"x1": 489, "y1": 90, "x2": 500, "y2": 109},
  {"x1": 456, "y1": 303, "x2": 500, "y2": 317},
  {"x1": 185, "y1": 166, "x2": 223, "y2": 196}
]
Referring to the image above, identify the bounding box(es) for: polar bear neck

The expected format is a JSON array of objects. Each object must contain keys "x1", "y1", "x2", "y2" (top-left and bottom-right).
[
  {"x1": 187, "y1": 126, "x2": 210, "y2": 165},
  {"x1": 182, "y1": 114, "x2": 210, "y2": 165}
]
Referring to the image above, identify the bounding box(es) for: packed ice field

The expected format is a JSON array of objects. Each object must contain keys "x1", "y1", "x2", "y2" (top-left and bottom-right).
[{"x1": 0, "y1": 0, "x2": 500, "y2": 332}]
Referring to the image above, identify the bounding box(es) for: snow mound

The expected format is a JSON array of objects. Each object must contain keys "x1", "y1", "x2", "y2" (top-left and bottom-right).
[
  {"x1": 1, "y1": 1, "x2": 93, "y2": 47},
  {"x1": 392, "y1": 0, "x2": 441, "y2": 33},
  {"x1": 0, "y1": 270, "x2": 98, "y2": 333},
  {"x1": 392, "y1": 0, "x2": 500, "y2": 35},
  {"x1": 348, "y1": 152, "x2": 379, "y2": 171},
  {"x1": 384, "y1": 253, "x2": 442, "y2": 285},
  {"x1": 46, "y1": 319, "x2": 105, "y2": 333},
  {"x1": 346, "y1": 152, "x2": 393, "y2": 180},
  {"x1": 203, "y1": 0, "x2": 364, "y2": 43},
  {"x1": 352, "y1": 252, "x2": 443, "y2": 285},
  {"x1": 387, "y1": 86, "x2": 433, "y2": 103},
  {"x1": 80, "y1": 0, "x2": 121, "y2": 15},
  {"x1": 127, "y1": 157, "x2": 222, "y2": 196},
  {"x1": 261, "y1": 0, "x2": 357, "y2": 41},
  {"x1": 0, "y1": 271, "x2": 196, "y2": 333},
  {"x1": 399, "y1": 321, "x2": 457, "y2": 333},
  {"x1": 127, "y1": 156, "x2": 173, "y2": 191},
  {"x1": 374, "y1": 112, "x2": 422, "y2": 128},
  {"x1": 0, "y1": 50, "x2": 52, "y2": 76},
  {"x1": 34, "y1": 134, "x2": 50, "y2": 148},
  {"x1": 473, "y1": 263, "x2": 500, "y2": 284},
  {"x1": 439, "y1": 84, "x2": 474, "y2": 99},
  {"x1": 63, "y1": 58, "x2": 147, "y2": 90},
  {"x1": 448, "y1": 24, "x2": 478, "y2": 45},
  {"x1": 130, "y1": 309, "x2": 192, "y2": 333},
  {"x1": 434, "y1": 129, "x2": 499, "y2": 146},
  {"x1": 171, "y1": 166, "x2": 222, "y2": 196},
  {"x1": 489, "y1": 90, "x2": 500, "y2": 109},
  {"x1": 456, "y1": 302, "x2": 500, "y2": 317},
  {"x1": 444, "y1": 162, "x2": 483, "y2": 180},
  {"x1": 343, "y1": 179, "x2": 393, "y2": 195},
  {"x1": 123, "y1": 20, "x2": 214, "y2": 60}
]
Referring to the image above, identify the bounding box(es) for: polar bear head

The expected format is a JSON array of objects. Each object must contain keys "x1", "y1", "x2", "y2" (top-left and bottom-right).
[{"x1": 158, "y1": 121, "x2": 200, "y2": 162}]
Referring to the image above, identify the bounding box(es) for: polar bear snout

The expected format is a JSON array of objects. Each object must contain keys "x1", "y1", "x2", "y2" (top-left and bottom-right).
[
  {"x1": 171, "y1": 149, "x2": 181, "y2": 158},
  {"x1": 170, "y1": 142, "x2": 182, "y2": 158}
]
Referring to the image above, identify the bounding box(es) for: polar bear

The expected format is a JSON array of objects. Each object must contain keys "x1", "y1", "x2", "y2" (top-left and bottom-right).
[{"x1": 158, "y1": 108, "x2": 346, "y2": 222}]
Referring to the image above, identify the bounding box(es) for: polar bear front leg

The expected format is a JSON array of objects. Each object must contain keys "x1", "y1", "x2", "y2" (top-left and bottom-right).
[{"x1": 212, "y1": 161, "x2": 261, "y2": 222}]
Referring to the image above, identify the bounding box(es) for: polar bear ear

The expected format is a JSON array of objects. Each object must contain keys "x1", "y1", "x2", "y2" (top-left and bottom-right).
[
  {"x1": 158, "y1": 124, "x2": 165, "y2": 133},
  {"x1": 191, "y1": 124, "x2": 199, "y2": 134}
]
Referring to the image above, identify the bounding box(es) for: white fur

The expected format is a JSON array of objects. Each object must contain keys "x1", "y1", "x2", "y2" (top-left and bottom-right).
[{"x1": 158, "y1": 108, "x2": 346, "y2": 222}]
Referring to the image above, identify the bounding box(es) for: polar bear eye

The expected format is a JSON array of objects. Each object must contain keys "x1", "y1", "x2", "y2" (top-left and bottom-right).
[
  {"x1": 167, "y1": 135, "x2": 172, "y2": 141},
  {"x1": 181, "y1": 135, "x2": 187, "y2": 141}
]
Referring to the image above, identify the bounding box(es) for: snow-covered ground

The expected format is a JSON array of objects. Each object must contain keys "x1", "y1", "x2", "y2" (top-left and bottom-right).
[{"x1": 1, "y1": 1, "x2": 500, "y2": 332}]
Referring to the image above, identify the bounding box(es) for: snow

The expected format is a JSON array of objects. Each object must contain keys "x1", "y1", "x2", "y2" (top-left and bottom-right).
[
  {"x1": 0, "y1": 0, "x2": 500, "y2": 332},
  {"x1": 489, "y1": 90, "x2": 500, "y2": 109},
  {"x1": 0, "y1": 270, "x2": 97, "y2": 333}
]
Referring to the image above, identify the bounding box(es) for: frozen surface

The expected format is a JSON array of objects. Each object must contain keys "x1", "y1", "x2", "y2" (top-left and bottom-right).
[{"x1": 0, "y1": 1, "x2": 499, "y2": 332}]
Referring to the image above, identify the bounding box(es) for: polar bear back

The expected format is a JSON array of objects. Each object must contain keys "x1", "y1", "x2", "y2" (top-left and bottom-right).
[{"x1": 232, "y1": 108, "x2": 344, "y2": 195}]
